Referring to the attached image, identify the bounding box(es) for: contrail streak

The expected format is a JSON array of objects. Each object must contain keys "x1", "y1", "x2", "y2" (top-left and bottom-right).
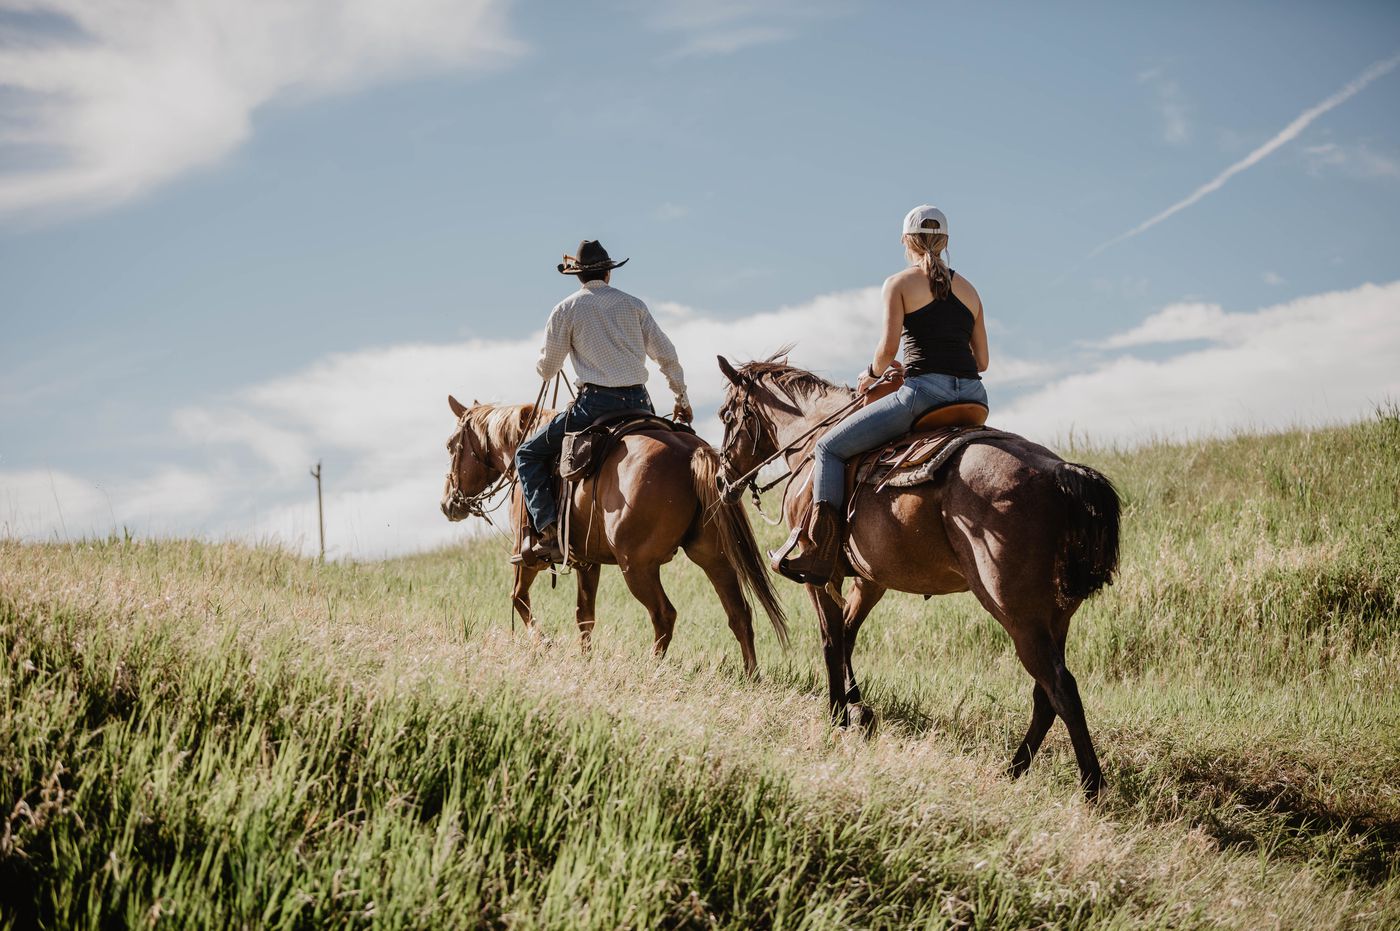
[{"x1": 1089, "y1": 51, "x2": 1400, "y2": 258}]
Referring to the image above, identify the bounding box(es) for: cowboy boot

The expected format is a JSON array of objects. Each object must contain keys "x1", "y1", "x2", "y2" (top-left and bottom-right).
[
  {"x1": 511, "y1": 524, "x2": 564, "y2": 567},
  {"x1": 778, "y1": 501, "x2": 843, "y2": 586}
]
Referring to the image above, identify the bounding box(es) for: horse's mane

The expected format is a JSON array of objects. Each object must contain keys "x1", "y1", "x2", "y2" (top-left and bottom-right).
[
  {"x1": 737, "y1": 347, "x2": 850, "y2": 402},
  {"x1": 464, "y1": 402, "x2": 554, "y2": 451}
]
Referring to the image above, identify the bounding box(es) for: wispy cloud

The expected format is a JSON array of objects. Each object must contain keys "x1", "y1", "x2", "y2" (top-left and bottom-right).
[
  {"x1": 1303, "y1": 141, "x2": 1400, "y2": 180},
  {"x1": 0, "y1": 0, "x2": 522, "y2": 217},
  {"x1": 1001, "y1": 281, "x2": 1400, "y2": 444},
  {"x1": 1090, "y1": 51, "x2": 1400, "y2": 257},
  {"x1": 1138, "y1": 67, "x2": 1190, "y2": 145},
  {"x1": 644, "y1": 0, "x2": 841, "y2": 59}
]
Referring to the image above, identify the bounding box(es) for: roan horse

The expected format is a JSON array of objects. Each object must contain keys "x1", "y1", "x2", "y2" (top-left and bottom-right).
[
  {"x1": 715, "y1": 355, "x2": 1121, "y2": 797},
  {"x1": 440, "y1": 395, "x2": 788, "y2": 675}
]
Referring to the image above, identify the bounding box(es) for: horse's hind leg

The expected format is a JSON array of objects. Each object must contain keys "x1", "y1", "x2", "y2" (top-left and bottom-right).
[
  {"x1": 684, "y1": 536, "x2": 757, "y2": 678},
  {"x1": 574, "y1": 562, "x2": 600, "y2": 652},
  {"x1": 1010, "y1": 624, "x2": 1104, "y2": 798},
  {"x1": 1009, "y1": 684, "x2": 1055, "y2": 778},
  {"x1": 620, "y1": 562, "x2": 678, "y2": 659}
]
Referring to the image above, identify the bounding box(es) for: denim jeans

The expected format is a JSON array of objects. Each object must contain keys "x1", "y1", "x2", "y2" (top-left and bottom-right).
[
  {"x1": 515, "y1": 384, "x2": 654, "y2": 532},
  {"x1": 812, "y1": 372, "x2": 988, "y2": 505}
]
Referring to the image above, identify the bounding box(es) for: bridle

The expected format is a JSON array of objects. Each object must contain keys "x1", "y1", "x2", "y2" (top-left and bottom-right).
[
  {"x1": 444, "y1": 415, "x2": 514, "y2": 520},
  {"x1": 717, "y1": 368, "x2": 900, "y2": 513},
  {"x1": 718, "y1": 389, "x2": 786, "y2": 515}
]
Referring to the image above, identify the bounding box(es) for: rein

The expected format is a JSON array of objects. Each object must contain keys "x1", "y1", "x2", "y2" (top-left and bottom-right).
[{"x1": 718, "y1": 368, "x2": 899, "y2": 512}]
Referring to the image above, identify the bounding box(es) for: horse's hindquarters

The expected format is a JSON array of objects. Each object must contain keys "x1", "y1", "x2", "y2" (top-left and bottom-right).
[{"x1": 567, "y1": 433, "x2": 700, "y2": 565}]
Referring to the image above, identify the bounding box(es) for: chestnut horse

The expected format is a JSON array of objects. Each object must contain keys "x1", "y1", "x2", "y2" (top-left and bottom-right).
[
  {"x1": 440, "y1": 396, "x2": 788, "y2": 675},
  {"x1": 715, "y1": 355, "x2": 1120, "y2": 796}
]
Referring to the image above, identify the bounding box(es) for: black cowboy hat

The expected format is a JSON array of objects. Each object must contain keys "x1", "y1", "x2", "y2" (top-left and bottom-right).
[{"x1": 558, "y1": 239, "x2": 629, "y2": 275}]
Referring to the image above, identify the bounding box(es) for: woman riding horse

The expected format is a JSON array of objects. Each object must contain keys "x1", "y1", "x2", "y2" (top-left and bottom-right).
[{"x1": 784, "y1": 206, "x2": 990, "y2": 588}]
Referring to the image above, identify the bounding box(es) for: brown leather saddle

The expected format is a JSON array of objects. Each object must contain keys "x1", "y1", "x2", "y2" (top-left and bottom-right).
[
  {"x1": 772, "y1": 402, "x2": 998, "y2": 584},
  {"x1": 559, "y1": 409, "x2": 695, "y2": 482},
  {"x1": 845, "y1": 402, "x2": 995, "y2": 490}
]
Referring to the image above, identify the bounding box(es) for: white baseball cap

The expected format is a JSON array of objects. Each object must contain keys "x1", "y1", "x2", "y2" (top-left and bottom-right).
[{"x1": 902, "y1": 205, "x2": 948, "y2": 237}]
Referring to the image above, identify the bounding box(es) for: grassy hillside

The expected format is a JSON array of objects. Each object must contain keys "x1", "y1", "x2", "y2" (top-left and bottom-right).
[{"x1": 3, "y1": 411, "x2": 1398, "y2": 929}]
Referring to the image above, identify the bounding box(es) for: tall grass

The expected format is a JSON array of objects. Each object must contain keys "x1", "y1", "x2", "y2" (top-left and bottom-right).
[{"x1": 2, "y1": 411, "x2": 1397, "y2": 928}]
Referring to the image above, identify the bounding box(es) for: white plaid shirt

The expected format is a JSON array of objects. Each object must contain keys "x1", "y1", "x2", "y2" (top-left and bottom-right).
[{"x1": 535, "y1": 280, "x2": 688, "y2": 405}]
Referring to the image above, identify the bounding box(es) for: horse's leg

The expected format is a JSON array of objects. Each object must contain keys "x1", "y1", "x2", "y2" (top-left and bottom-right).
[
  {"x1": 684, "y1": 536, "x2": 758, "y2": 678},
  {"x1": 806, "y1": 582, "x2": 849, "y2": 728},
  {"x1": 842, "y1": 578, "x2": 885, "y2": 734},
  {"x1": 574, "y1": 562, "x2": 600, "y2": 653},
  {"x1": 511, "y1": 563, "x2": 541, "y2": 634},
  {"x1": 1009, "y1": 622, "x2": 1103, "y2": 798},
  {"x1": 1008, "y1": 684, "x2": 1055, "y2": 778},
  {"x1": 620, "y1": 563, "x2": 678, "y2": 659}
]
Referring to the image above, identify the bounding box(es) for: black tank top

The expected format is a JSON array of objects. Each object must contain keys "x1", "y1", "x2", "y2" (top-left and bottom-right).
[{"x1": 901, "y1": 271, "x2": 981, "y2": 380}]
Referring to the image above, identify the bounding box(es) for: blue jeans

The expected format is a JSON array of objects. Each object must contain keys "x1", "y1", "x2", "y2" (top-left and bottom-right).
[
  {"x1": 812, "y1": 372, "x2": 988, "y2": 505},
  {"x1": 515, "y1": 384, "x2": 654, "y2": 532}
]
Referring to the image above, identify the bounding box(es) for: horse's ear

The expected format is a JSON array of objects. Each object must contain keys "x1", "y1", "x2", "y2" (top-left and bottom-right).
[
  {"x1": 717, "y1": 356, "x2": 743, "y2": 385},
  {"x1": 448, "y1": 394, "x2": 467, "y2": 418}
]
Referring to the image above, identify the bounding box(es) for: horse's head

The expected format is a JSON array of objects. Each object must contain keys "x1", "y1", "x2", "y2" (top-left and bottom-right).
[
  {"x1": 441, "y1": 394, "x2": 501, "y2": 522},
  {"x1": 716, "y1": 356, "x2": 779, "y2": 485}
]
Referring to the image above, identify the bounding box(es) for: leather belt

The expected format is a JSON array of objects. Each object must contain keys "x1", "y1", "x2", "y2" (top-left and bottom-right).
[{"x1": 580, "y1": 383, "x2": 644, "y2": 392}]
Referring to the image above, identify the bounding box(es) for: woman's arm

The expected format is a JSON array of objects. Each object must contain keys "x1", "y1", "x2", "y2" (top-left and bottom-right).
[
  {"x1": 858, "y1": 277, "x2": 905, "y2": 391},
  {"x1": 963, "y1": 279, "x2": 990, "y2": 373},
  {"x1": 968, "y1": 298, "x2": 991, "y2": 369},
  {"x1": 872, "y1": 276, "x2": 904, "y2": 372}
]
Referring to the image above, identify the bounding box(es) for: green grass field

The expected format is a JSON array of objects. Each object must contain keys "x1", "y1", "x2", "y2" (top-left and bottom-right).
[{"x1": 3, "y1": 410, "x2": 1398, "y2": 929}]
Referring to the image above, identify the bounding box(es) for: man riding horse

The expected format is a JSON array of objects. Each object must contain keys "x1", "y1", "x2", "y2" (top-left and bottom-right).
[{"x1": 513, "y1": 239, "x2": 693, "y2": 566}]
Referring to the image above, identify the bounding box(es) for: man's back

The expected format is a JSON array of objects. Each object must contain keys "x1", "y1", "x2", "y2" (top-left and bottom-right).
[{"x1": 536, "y1": 279, "x2": 686, "y2": 402}]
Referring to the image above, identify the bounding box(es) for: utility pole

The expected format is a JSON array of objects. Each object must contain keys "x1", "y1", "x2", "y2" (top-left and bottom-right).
[{"x1": 310, "y1": 461, "x2": 325, "y2": 561}]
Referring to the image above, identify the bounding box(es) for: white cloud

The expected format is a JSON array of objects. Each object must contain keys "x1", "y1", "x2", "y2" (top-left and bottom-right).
[
  {"x1": 8, "y1": 281, "x2": 1395, "y2": 557},
  {"x1": 0, "y1": 0, "x2": 522, "y2": 216},
  {"x1": 1091, "y1": 52, "x2": 1400, "y2": 257},
  {"x1": 1094, "y1": 301, "x2": 1232, "y2": 348},
  {"x1": 1138, "y1": 67, "x2": 1190, "y2": 145},
  {"x1": 1263, "y1": 271, "x2": 1285, "y2": 286},
  {"x1": 1000, "y1": 281, "x2": 1400, "y2": 444},
  {"x1": 0, "y1": 465, "x2": 224, "y2": 540}
]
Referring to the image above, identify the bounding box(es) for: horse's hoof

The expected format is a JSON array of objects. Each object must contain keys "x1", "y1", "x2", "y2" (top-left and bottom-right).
[{"x1": 848, "y1": 703, "x2": 879, "y2": 738}]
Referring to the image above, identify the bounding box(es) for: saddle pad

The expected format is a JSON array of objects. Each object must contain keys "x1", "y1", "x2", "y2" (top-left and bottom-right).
[{"x1": 853, "y1": 425, "x2": 1015, "y2": 489}]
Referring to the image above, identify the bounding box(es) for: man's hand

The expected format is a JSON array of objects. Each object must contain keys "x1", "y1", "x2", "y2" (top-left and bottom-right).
[{"x1": 672, "y1": 400, "x2": 694, "y2": 424}]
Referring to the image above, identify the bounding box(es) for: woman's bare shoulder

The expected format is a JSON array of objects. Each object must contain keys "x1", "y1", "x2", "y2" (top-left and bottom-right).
[{"x1": 951, "y1": 272, "x2": 981, "y2": 312}]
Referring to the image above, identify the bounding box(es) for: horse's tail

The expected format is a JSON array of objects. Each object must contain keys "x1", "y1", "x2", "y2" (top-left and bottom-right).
[
  {"x1": 690, "y1": 445, "x2": 790, "y2": 647},
  {"x1": 1052, "y1": 461, "x2": 1121, "y2": 605}
]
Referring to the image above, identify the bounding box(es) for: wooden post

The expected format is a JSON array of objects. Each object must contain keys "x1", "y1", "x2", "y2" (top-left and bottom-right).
[{"x1": 310, "y1": 461, "x2": 325, "y2": 561}]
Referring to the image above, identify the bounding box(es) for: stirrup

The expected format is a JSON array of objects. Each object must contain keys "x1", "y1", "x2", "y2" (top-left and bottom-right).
[{"x1": 768, "y1": 526, "x2": 810, "y2": 584}]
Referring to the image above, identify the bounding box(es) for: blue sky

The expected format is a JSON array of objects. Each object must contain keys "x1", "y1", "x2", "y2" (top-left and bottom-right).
[{"x1": 2, "y1": 0, "x2": 1399, "y2": 556}]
